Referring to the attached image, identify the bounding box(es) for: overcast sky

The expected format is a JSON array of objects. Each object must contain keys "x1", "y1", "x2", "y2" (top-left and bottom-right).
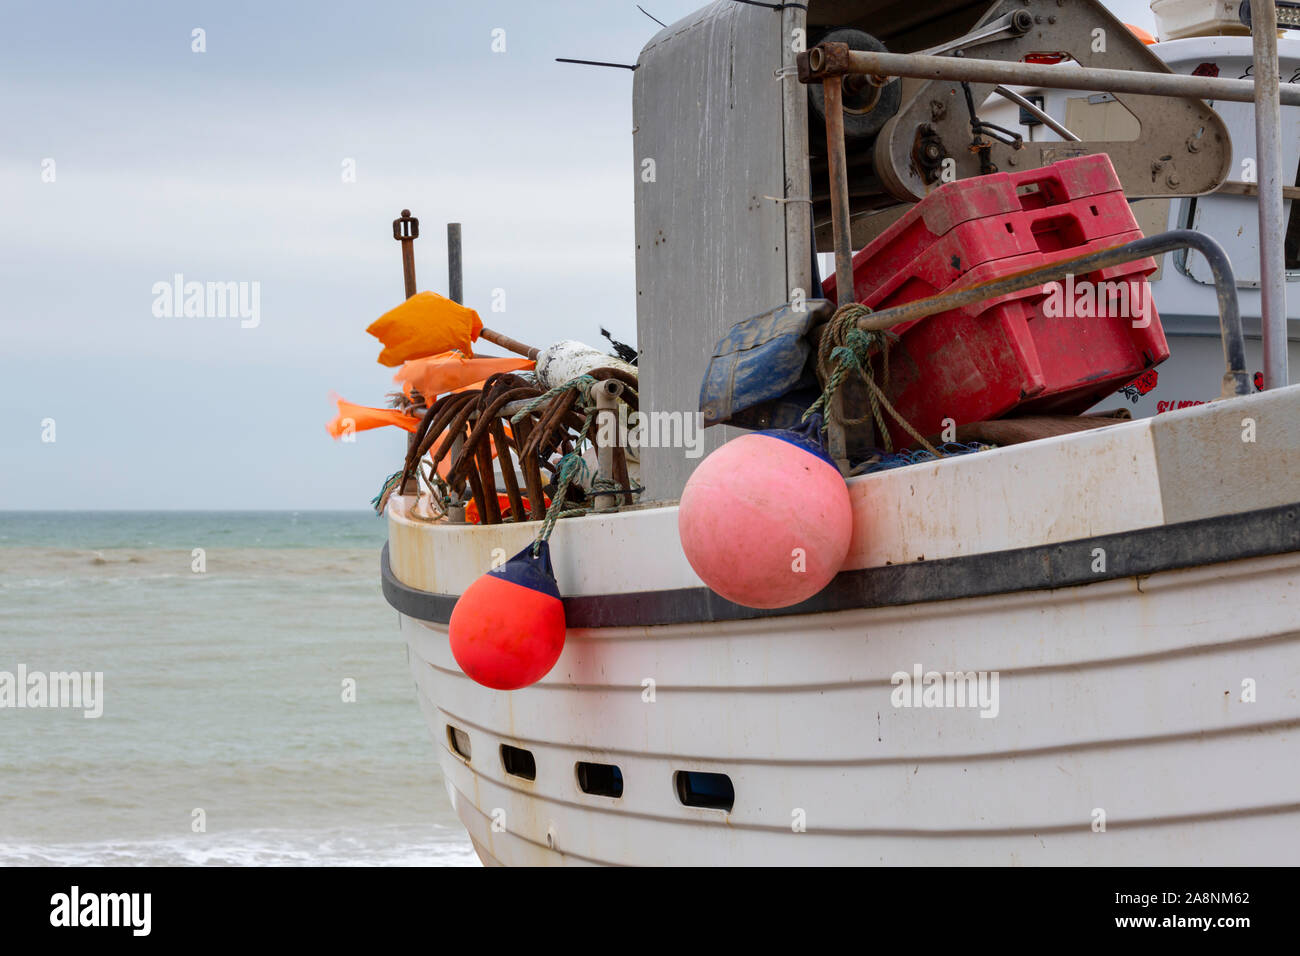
[{"x1": 1, "y1": 0, "x2": 1157, "y2": 510}]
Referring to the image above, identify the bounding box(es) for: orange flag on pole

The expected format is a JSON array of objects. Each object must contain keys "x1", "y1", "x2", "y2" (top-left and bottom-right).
[
  {"x1": 324, "y1": 396, "x2": 513, "y2": 480},
  {"x1": 394, "y1": 350, "x2": 534, "y2": 405},
  {"x1": 366, "y1": 291, "x2": 484, "y2": 367},
  {"x1": 325, "y1": 395, "x2": 421, "y2": 439}
]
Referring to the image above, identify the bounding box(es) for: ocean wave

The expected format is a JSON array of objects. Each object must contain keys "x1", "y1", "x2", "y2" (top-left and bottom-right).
[
  {"x1": 0, "y1": 547, "x2": 381, "y2": 584},
  {"x1": 0, "y1": 512, "x2": 388, "y2": 551},
  {"x1": 0, "y1": 825, "x2": 480, "y2": 867}
]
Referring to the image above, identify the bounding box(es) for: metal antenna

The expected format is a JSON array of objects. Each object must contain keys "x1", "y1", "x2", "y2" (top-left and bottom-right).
[
  {"x1": 637, "y1": 5, "x2": 667, "y2": 28},
  {"x1": 555, "y1": 58, "x2": 638, "y2": 71}
]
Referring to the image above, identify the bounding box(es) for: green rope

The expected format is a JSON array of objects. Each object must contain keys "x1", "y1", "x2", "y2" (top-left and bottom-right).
[
  {"x1": 371, "y1": 470, "x2": 403, "y2": 515},
  {"x1": 529, "y1": 393, "x2": 598, "y2": 554},
  {"x1": 532, "y1": 451, "x2": 591, "y2": 554},
  {"x1": 510, "y1": 374, "x2": 597, "y2": 425},
  {"x1": 804, "y1": 303, "x2": 941, "y2": 457}
]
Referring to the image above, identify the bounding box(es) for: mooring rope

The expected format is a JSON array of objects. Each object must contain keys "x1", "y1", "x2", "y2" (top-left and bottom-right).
[
  {"x1": 532, "y1": 452, "x2": 592, "y2": 554},
  {"x1": 804, "y1": 303, "x2": 942, "y2": 457},
  {"x1": 530, "y1": 400, "x2": 597, "y2": 554},
  {"x1": 371, "y1": 470, "x2": 404, "y2": 515}
]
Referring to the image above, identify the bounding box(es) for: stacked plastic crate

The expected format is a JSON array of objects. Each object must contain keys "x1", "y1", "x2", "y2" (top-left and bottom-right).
[{"x1": 823, "y1": 155, "x2": 1170, "y2": 449}]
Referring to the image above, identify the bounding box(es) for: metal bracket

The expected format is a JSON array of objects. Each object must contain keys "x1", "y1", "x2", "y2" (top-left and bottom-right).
[{"x1": 870, "y1": 0, "x2": 1234, "y2": 202}]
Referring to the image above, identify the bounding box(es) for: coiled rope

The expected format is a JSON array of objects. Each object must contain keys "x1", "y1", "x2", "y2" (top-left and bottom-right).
[{"x1": 804, "y1": 303, "x2": 941, "y2": 457}]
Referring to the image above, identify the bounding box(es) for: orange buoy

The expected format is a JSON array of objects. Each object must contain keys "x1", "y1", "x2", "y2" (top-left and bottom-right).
[
  {"x1": 448, "y1": 542, "x2": 565, "y2": 690},
  {"x1": 678, "y1": 417, "x2": 852, "y2": 609}
]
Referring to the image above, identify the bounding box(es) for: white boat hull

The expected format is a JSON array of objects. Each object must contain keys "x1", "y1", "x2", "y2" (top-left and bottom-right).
[
  {"x1": 405, "y1": 550, "x2": 1300, "y2": 865},
  {"x1": 387, "y1": 390, "x2": 1300, "y2": 865}
]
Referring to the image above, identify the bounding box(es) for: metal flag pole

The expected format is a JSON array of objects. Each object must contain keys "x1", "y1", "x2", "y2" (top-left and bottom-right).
[
  {"x1": 394, "y1": 209, "x2": 421, "y2": 494},
  {"x1": 447, "y1": 222, "x2": 463, "y2": 304},
  {"x1": 1250, "y1": 0, "x2": 1290, "y2": 388}
]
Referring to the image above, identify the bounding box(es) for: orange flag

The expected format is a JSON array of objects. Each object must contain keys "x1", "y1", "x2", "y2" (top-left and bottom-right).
[
  {"x1": 325, "y1": 396, "x2": 515, "y2": 481},
  {"x1": 325, "y1": 395, "x2": 420, "y2": 439},
  {"x1": 366, "y1": 291, "x2": 484, "y2": 367},
  {"x1": 394, "y1": 350, "x2": 534, "y2": 405}
]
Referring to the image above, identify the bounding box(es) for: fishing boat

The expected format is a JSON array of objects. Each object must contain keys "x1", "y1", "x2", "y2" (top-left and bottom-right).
[{"x1": 375, "y1": 0, "x2": 1300, "y2": 865}]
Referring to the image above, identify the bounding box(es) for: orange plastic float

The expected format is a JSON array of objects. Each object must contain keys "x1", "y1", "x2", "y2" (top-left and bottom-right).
[{"x1": 448, "y1": 542, "x2": 566, "y2": 690}]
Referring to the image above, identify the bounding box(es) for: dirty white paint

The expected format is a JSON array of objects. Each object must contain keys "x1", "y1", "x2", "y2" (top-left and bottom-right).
[
  {"x1": 407, "y1": 547, "x2": 1300, "y2": 865},
  {"x1": 390, "y1": 386, "x2": 1300, "y2": 864}
]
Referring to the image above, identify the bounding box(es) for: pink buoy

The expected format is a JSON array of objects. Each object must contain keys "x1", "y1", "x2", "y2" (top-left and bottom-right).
[{"x1": 678, "y1": 416, "x2": 852, "y2": 609}]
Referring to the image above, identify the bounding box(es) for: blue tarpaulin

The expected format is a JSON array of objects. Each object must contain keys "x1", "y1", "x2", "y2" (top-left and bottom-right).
[{"x1": 699, "y1": 299, "x2": 831, "y2": 428}]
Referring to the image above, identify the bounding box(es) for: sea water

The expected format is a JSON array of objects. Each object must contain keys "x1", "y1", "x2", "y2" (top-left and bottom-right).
[{"x1": 0, "y1": 511, "x2": 476, "y2": 866}]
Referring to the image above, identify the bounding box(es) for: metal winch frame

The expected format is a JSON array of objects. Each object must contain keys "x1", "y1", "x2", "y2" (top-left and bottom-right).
[
  {"x1": 854, "y1": 0, "x2": 1238, "y2": 203},
  {"x1": 797, "y1": 0, "x2": 1299, "y2": 463}
]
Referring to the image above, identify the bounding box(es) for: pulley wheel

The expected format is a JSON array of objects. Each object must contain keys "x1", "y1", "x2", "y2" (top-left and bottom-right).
[{"x1": 807, "y1": 28, "x2": 901, "y2": 143}]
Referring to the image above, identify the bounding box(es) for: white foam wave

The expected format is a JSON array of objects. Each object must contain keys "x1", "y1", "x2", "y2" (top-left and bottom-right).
[{"x1": 0, "y1": 825, "x2": 480, "y2": 867}]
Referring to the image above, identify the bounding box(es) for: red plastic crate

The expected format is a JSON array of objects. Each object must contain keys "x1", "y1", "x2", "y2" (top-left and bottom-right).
[
  {"x1": 874, "y1": 236, "x2": 1168, "y2": 447},
  {"x1": 824, "y1": 155, "x2": 1137, "y2": 307},
  {"x1": 820, "y1": 156, "x2": 1170, "y2": 449}
]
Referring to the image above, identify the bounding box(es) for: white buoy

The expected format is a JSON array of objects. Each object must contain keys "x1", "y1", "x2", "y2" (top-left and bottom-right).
[{"x1": 535, "y1": 340, "x2": 637, "y2": 390}]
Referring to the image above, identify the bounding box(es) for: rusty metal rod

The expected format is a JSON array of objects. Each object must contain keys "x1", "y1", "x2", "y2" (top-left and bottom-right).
[
  {"x1": 479, "y1": 327, "x2": 541, "y2": 360},
  {"x1": 473, "y1": 417, "x2": 501, "y2": 524},
  {"x1": 446, "y1": 386, "x2": 538, "y2": 489},
  {"x1": 462, "y1": 437, "x2": 489, "y2": 525},
  {"x1": 426, "y1": 398, "x2": 481, "y2": 482},
  {"x1": 403, "y1": 391, "x2": 475, "y2": 487},
  {"x1": 394, "y1": 207, "x2": 421, "y2": 494},
  {"x1": 513, "y1": 416, "x2": 547, "y2": 519},
  {"x1": 805, "y1": 46, "x2": 1300, "y2": 107},
  {"x1": 522, "y1": 390, "x2": 579, "y2": 460},
  {"x1": 395, "y1": 209, "x2": 418, "y2": 299},
  {"x1": 823, "y1": 77, "x2": 856, "y2": 307},
  {"x1": 489, "y1": 418, "x2": 526, "y2": 521},
  {"x1": 822, "y1": 74, "x2": 853, "y2": 469}
]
